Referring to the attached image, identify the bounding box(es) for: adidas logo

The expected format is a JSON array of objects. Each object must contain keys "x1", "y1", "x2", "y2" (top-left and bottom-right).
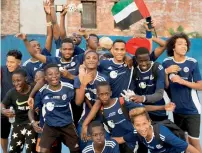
[{"x1": 108, "y1": 66, "x2": 113, "y2": 70}]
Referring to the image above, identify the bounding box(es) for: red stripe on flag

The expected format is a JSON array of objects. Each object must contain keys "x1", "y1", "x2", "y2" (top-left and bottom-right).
[{"x1": 134, "y1": 0, "x2": 150, "y2": 18}]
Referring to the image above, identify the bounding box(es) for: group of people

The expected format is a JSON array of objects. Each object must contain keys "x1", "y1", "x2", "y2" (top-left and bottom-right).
[{"x1": 1, "y1": 0, "x2": 202, "y2": 153}]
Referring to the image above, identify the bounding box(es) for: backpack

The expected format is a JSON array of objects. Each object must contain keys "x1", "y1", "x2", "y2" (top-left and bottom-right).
[
  {"x1": 100, "y1": 97, "x2": 129, "y2": 133},
  {"x1": 133, "y1": 62, "x2": 160, "y2": 82},
  {"x1": 152, "y1": 119, "x2": 186, "y2": 145}
]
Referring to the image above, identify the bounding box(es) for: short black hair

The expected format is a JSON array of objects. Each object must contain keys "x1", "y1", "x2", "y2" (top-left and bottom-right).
[
  {"x1": 29, "y1": 39, "x2": 37, "y2": 42},
  {"x1": 12, "y1": 68, "x2": 27, "y2": 77},
  {"x1": 89, "y1": 34, "x2": 99, "y2": 41},
  {"x1": 43, "y1": 64, "x2": 59, "y2": 74},
  {"x1": 84, "y1": 50, "x2": 99, "y2": 59},
  {"x1": 61, "y1": 38, "x2": 75, "y2": 49},
  {"x1": 88, "y1": 121, "x2": 104, "y2": 135},
  {"x1": 96, "y1": 81, "x2": 111, "y2": 91},
  {"x1": 135, "y1": 47, "x2": 150, "y2": 57},
  {"x1": 7, "y1": 50, "x2": 22, "y2": 60},
  {"x1": 113, "y1": 39, "x2": 126, "y2": 46},
  {"x1": 166, "y1": 32, "x2": 190, "y2": 57}
]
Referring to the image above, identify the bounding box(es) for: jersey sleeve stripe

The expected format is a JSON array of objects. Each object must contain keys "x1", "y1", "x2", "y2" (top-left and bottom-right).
[{"x1": 191, "y1": 89, "x2": 201, "y2": 114}]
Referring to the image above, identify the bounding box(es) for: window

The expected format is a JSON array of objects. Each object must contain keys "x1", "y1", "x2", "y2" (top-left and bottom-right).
[{"x1": 81, "y1": 1, "x2": 96, "y2": 28}]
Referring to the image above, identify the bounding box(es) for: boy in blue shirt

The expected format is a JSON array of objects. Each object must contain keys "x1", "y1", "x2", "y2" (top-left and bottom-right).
[
  {"x1": 29, "y1": 64, "x2": 80, "y2": 153},
  {"x1": 81, "y1": 81, "x2": 175, "y2": 153},
  {"x1": 16, "y1": 3, "x2": 53, "y2": 83},
  {"x1": 74, "y1": 51, "x2": 108, "y2": 150},
  {"x1": 162, "y1": 32, "x2": 202, "y2": 152},
  {"x1": 129, "y1": 47, "x2": 169, "y2": 122},
  {"x1": 129, "y1": 107, "x2": 199, "y2": 153},
  {"x1": 82, "y1": 121, "x2": 120, "y2": 153}
]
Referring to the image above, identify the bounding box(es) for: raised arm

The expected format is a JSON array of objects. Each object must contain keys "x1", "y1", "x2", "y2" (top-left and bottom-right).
[
  {"x1": 15, "y1": 33, "x2": 47, "y2": 63},
  {"x1": 153, "y1": 37, "x2": 166, "y2": 59},
  {"x1": 49, "y1": 0, "x2": 60, "y2": 40},
  {"x1": 43, "y1": 1, "x2": 53, "y2": 52},
  {"x1": 59, "y1": 5, "x2": 67, "y2": 40}
]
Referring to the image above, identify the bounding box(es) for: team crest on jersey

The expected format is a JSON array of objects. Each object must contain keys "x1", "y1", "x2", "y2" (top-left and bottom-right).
[
  {"x1": 183, "y1": 67, "x2": 189, "y2": 73},
  {"x1": 118, "y1": 108, "x2": 123, "y2": 114},
  {"x1": 62, "y1": 94, "x2": 67, "y2": 100},
  {"x1": 139, "y1": 82, "x2": 147, "y2": 89},
  {"x1": 124, "y1": 64, "x2": 127, "y2": 67},
  {"x1": 107, "y1": 120, "x2": 115, "y2": 128},
  {"x1": 71, "y1": 62, "x2": 76, "y2": 67},
  {"x1": 46, "y1": 102, "x2": 55, "y2": 111},
  {"x1": 156, "y1": 144, "x2": 163, "y2": 149},
  {"x1": 110, "y1": 71, "x2": 118, "y2": 79}
]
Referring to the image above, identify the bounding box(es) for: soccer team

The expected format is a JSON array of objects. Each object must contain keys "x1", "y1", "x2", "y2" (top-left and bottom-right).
[{"x1": 1, "y1": 1, "x2": 202, "y2": 153}]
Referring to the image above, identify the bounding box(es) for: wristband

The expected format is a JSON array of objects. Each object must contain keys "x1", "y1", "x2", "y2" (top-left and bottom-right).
[
  {"x1": 146, "y1": 31, "x2": 152, "y2": 39},
  {"x1": 46, "y1": 22, "x2": 52, "y2": 26}
]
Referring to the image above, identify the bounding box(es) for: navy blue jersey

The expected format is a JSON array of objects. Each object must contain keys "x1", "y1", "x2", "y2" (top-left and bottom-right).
[
  {"x1": 98, "y1": 58, "x2": 133, "y2": 98},
  {"x1": 55, "y1": 38, "x2": 85, "y2": 57},
  {"x1": 103, "y1": 99, "x2": 142, "y2": 150},
  {"x1": 46, "y1": 56, "x2": 80, "y2": 84},
  {"x1": 82, "y1": 139, "x2": 120, "y2": 153},
  {"x1": 130, "y1": 62, "x2": 168, "y2": 116},
  {"x1": 23, "y1": 48, "x2": 51, "y2": 83},
  {"x1": 34, "y1": 82, "x2": 75, "y2": 127},
  {"x1": 103, "y1": 98, "x2": 142, "y2": 137},
  {"x1": 74, "y1": 72, "x2": 108, "y2": 121},
  {"x1": 163, "y1": 57, "x2": 201, "y2": 115},
  {"x1": 141, "y1": 125, "x2": 188, "y2": 153}
]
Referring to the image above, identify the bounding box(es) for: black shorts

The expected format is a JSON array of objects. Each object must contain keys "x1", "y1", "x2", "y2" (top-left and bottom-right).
[
  {"x1": 1, "y1": 117, "x2": 11, "y2": 139},
  {"x1": 173, "y1": 113, "x2": 200, "y2": 139},
  {"x1": 40, "y1": 123, "x2": 79, "y2": 152}
]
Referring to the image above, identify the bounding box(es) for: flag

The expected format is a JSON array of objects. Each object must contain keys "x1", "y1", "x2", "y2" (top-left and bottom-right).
[{"x1": 112, "y1": 0, "x2": 150, "y2": 30}]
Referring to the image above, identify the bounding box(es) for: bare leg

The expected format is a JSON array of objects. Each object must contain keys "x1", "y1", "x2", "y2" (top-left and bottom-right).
[
  {"x1": 188, "y1": 137, "x2": 202, "y2": 153},
  {"x1": 1, "y1": 138, "x2": 8, "y2": 153}
]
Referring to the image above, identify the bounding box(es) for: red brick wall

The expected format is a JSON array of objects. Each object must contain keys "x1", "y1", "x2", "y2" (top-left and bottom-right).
[
  {"x1": 66, "y1": 0, "x2": 202, "y2": 37},
  {"x1": 1, "y1": 0, "x2": 202, "y2": 37},
  {"x1": 1, "y1": 0, "x2": 20, "y2": 35}
]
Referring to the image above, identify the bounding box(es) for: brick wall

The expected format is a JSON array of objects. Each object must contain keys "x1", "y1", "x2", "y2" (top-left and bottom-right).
[
  {"x1": 1, "y1": 0, "x2": 20, "y2": 35},
  {"x1": 66, "y1": 0, "x2": 202, "y2": 37},
  {"x1": 1, "y1": 0, "x2": 202, "y2": 37}
]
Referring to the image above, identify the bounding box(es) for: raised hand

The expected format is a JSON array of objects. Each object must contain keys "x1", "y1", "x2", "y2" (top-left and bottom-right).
[
  {"x1": 15, "y1": 33, "x2": 27, "y2": 41},
  {"x1": 43, "y1": 0, "x2": 51, "y2": 14},
  {"x1": 121, "y1": 89, "x2": 135, "y2": 101},
  {"x1": 60, "y1": 5, "x2": 68, "y2": 16}
]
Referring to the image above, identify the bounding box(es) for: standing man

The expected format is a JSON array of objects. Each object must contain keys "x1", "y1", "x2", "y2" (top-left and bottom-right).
[
  {"x1": 163, "y1": 33, "x2": 202, "y2": 152},
  {"x1": 1, "y1": 50, "x2": 22, "y2": 153}
]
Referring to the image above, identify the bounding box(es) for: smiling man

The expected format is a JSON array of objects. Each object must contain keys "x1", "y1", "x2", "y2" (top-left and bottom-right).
[{"x1": 1, "y1": 50, "x2": 22, "y2": 153}]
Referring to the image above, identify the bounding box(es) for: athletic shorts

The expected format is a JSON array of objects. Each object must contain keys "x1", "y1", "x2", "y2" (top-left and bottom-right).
[
  {"x1": 1, "y1": 117, "x2": 11, "y2": 139},
  {"x1": 39, "y1": 123, "x2": 79, "y2": 152},
  {"x1": 149, "y1": 113, "x2": 168, "y2": 122},
  {"x1": 173, "y1": 113, "x2": 200, "y2": 139}
]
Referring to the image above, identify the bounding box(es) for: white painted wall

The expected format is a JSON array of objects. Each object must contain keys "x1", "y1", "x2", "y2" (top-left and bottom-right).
[{"x1": 20, "y1": 0, "x2": 66, "y2": 34}]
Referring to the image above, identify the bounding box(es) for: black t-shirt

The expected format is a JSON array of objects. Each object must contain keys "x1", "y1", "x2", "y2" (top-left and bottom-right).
[{"x1": 2, "y1": 87, "x2": 32, "y2": 125}]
